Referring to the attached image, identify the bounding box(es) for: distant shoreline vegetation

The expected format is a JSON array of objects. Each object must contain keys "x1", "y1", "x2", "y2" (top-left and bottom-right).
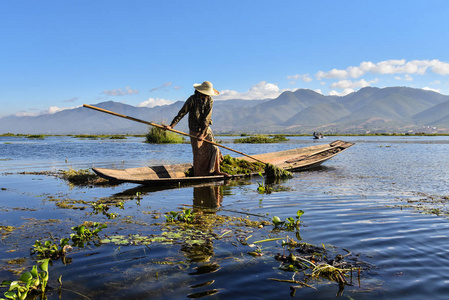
[
  {"x1": 218, "y1": 132, "x2": 449, "y2": 137},
  {"x1": 0, "y1": 133, "x2": 139, "y2": 140},
  {"x1": 71, "y1": 134, "x2": 129, "y2": 140},
  {"x1": 2, "y1": 132, "x2": 449, "y2": 139}
]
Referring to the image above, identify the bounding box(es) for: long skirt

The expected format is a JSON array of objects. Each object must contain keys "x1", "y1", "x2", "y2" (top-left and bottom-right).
[{"x1": 190, "y1": 127, "x2": 222, "y2": 176}]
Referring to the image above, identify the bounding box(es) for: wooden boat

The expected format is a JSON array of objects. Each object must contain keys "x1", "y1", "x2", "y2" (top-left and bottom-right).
[
  {"x1": 92, "y1": 140, "x2": 354, "y2": 185},
  {"x1": 313, "y1": 132, "x2": 325, "y2": 139}
]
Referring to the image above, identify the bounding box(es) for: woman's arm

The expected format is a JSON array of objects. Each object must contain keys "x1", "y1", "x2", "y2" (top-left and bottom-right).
[{"x1": 169, "y1": 96, "x2": 193, "y2": 128}]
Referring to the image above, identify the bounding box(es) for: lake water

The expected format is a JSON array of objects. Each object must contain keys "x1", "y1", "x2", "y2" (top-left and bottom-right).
[{"x1": 1, "y1": 135, "x2": 449, "y2": 299}]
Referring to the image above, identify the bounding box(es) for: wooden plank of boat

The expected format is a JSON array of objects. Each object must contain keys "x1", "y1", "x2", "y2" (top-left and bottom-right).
[{"x1": 92, "y1": 140, "x2": 354, "y2": 185}]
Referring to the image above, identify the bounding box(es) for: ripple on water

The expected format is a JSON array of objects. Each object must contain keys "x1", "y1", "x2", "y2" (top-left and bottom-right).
[{"x1": 2, "y1": 136, "x2": 449, "y2": 299}]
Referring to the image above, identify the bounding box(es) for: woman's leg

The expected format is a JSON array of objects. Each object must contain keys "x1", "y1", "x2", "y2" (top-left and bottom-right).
[{"x1": 213, "y1": 153, "x2": 229, "y2": 176}]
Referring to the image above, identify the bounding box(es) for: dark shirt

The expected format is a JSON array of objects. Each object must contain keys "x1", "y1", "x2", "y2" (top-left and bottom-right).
[{"x1": 170, "y1": 94, "x2": 213, "y2": 133}]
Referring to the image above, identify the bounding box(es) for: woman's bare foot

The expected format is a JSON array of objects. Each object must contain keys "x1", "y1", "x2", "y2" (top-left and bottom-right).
[{"x1": 215, "y1": 171, "x2": 231, "y2": 177}]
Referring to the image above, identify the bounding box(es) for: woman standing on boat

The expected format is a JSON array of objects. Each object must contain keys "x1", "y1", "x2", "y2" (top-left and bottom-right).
[{"x1": 166, "y1": 81, "x2": 229, "y2": 177}]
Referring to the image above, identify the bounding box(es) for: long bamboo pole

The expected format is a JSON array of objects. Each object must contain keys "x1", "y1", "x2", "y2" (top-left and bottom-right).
[{"x1": 83, "y1": 104, "x2": 267, "y2": 164}]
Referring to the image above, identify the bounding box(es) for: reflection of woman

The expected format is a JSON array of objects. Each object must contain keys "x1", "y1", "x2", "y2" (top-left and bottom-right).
[
  {"x1": 167, "y1": 81, "x2": 228, "y2": 176},
  {"x1": 193, "y1": 186, "x2": 223, "y2": 208}
]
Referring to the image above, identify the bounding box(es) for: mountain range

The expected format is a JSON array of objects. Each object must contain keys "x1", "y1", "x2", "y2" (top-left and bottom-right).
[{"x1": 1, "y1": 86, "x2": 449, "y2": 134}]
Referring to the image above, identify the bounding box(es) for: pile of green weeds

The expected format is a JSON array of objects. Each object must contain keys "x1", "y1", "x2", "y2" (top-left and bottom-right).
[{"x1": 220, "y1": 155, "x2": 265, "y2": 175}]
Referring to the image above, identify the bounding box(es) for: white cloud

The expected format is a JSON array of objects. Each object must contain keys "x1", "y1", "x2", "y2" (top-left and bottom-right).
[
  {"x1": 329, "y1": 89, "x2": 355, "y2": 96},
  {"x1": 101, "y1": 86, "x2": 139, "y2": 96},
  {"x1": 316, "y1": 69, "x2": 348, "y2": 80},
  {"x1": 316, "y1": 59, "x2": 449, "y2": 80},
  {"x1": 422, "y1": 87, "x2": 441, "y2": 93},
  {"x1": 63, "y1": 97, "x2": 79, "y2": 103},
  {"x1": 149, "y1": 82, "x2": 173, "y2": 92},
  {"x1": 15, "y1": 111, "x2": 39, "y2": 117},
  {"x1": 15, "y1": 106, "x2": 80, "y2": 117},
  {"x1": 329, "y1": 79, "x2": 377, "y2": 90},
  {"x1": 47, "y1": 106, "x2": 67, "y2": 114},
  {"x1": 430, "y1": 60, "x2": 449, "y2": 75},
  {"x1": 138, "y1": 98, "x2": 174, "y2": 108},
  {"x1": 215, "y1": 81, "x2": 292, "y2": 100},
  {"x1": 394, "y1": 74, "x2": 413, "y2": 81},
  {"x1": 287, "y1": 74, "x2": 313, "y2": 84}
]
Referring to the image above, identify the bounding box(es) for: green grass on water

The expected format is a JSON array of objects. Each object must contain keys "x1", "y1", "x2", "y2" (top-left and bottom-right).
[
  {"x1": 234, "y1": 134, "x2": 289, "y2": 144},
  {"x1": 145, "y1": 126, "x2": 184, "y2": 144}
]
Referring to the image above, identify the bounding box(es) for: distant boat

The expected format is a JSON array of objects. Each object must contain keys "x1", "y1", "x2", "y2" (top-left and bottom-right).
[
  {"x1": 313, "y1": 132, "x2": 325, "y2": 139},
  {"x1": 92, "y1": 140, "x2": 354, "y2": 186}
]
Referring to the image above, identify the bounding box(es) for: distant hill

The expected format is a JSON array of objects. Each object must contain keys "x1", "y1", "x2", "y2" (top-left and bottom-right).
[
  {"x1": 282, "y1": 102, "x2": 350, "y2": 127},
  {"x1": 412, "y1": 100, "x2": 449, "y2": 126},
  {"x1": 1, "y1": 86, "x2": 449, "y2": 134}
]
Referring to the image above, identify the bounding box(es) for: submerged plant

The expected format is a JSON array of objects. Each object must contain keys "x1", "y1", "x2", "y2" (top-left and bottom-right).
[{"x1": 0, "y1": 226, "x2": 15, "y2": 238}]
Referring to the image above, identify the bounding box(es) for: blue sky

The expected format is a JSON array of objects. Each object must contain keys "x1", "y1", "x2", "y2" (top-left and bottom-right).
[{"x1": 2, "y1": 0, "x2": 449, "y2": 118}]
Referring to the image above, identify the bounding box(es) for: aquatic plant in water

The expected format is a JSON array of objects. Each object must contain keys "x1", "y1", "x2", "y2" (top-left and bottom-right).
[
  {"x1": 91, "y1": 201, "x2": 123, "y2": 219},
  {"x1": 26, "y1": 134, "x2": 45, "y2": 139},
  {"x1": 165, "y1": 209, "x2": 196, "y2": 224},
  {"x1": 257, "y1": 181, "x2": 271, "y2": 194},
  {"x1": 72, "y1": 134, "x2": 126, "y2": 140},
  {"x1": 270, "y1": 236, "x2": 367, "y2": 296},
  {"x1": 31, "y1": 238, "x2": 71, "y2": 260},
  {"x1": 91, "y1": 202, "x2": 109, "y2": 214},
  {"x1": 272, "y1": 210, "x2": 304, "y2": 230},
  {"x1": 257, "y1": 176, "x2": 272, "y2": 194},
  {"x1": 70, "y1": 222, "x2": 107, "y2": 247},
  {"x1": 0, "y1": 259, "x2": 50, "y2": 300},
  {"x1": 109, "y1": 135, "x2": 126, "y2": 139},
  {"x1": 0, "y1": 226, "x2": 15, "y2": 238},
  {"x1": 234, "y1": 134, "x2": 289, "y2": 144},
  {"x1": 60, "y1": 168, "x2": 108, "y2": 186},
  {"x1": 145, "y1": 126, "x2": 184, "y2": 144}
]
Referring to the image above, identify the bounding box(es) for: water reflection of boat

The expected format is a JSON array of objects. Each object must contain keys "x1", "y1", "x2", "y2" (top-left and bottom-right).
[{"x1": 92, "y1": 140, "x2": 354, "y2": 186}]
